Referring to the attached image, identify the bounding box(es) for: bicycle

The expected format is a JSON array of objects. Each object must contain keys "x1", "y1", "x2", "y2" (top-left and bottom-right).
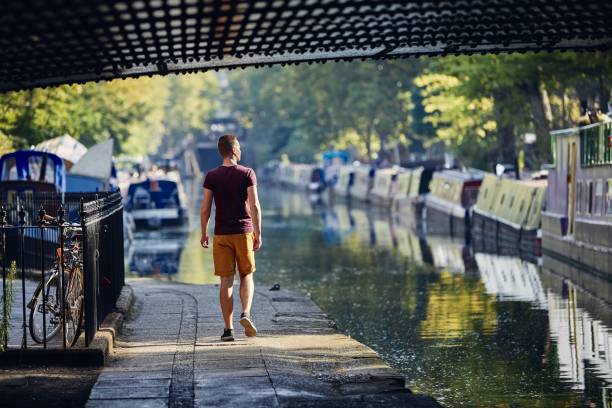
[{"x1": 27, "y1": 222, "x2": 84, "y2": 347}]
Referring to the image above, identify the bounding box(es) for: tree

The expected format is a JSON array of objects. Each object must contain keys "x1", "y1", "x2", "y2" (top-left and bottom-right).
[{"x1": 227, "y1": 61, "x2": 417, "y2": 163}]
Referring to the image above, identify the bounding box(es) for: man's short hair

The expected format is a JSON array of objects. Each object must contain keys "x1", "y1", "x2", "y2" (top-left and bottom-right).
[{"x1": 218, "y1": 134, "x2": 238, "y2": 158}]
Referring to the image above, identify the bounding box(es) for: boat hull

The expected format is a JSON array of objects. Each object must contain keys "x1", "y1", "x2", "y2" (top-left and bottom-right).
[
  {"x1": 541, "y1": 212, "x2": 612, "y2": 286},
  {"x1": 471, "y1": 210, "x2": 540, "y2": 263},
  {"x1": 425, "y1": 203, "x2": 468, "y2": 239}
]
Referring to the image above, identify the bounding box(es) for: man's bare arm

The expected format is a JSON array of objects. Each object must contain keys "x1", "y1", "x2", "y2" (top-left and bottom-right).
[
  {"x1": 247, "y1": 185, "x2": 262, "y2": 251},
  {"x1": 200, "y1": 188, "x2": 213, "y2": 248}
]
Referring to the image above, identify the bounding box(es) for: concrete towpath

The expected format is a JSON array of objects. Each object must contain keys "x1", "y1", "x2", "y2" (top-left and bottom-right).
[{"x1": 86, "y1": 279, "x2": 440, "y2": 407}]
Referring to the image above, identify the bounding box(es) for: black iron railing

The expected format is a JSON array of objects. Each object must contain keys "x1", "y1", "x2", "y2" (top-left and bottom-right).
[
  {"x1": 80, "y1": 193, "x2": 125, "y2": 345},
  {"x1": 0, "y1": 192, "x2": 124, "y2": 350}
]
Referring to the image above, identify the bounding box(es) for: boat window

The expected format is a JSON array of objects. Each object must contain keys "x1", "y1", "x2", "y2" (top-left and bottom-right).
[
  {"x1": 509, "y1": 196, "x2": 514, "y2": 208},
  {"x1": 483, "y1": 188, "x2": 488, "y2": 199},
  {"x1": 28, "y1": 155, "x2": 43, "y2": 181},
  {"x1": 519, "y1": 200, "x2": 525, "y2": 214},
  {"x1": 44, "y1": 159, "x2": 55, "y2": 184},
  {"x1": 587, "y1": 181, "x2": 593, "y2": 215},
  {"x1": 595, "y1": 180, "x2": 604, "y2": 215},
  {"x1": 499, "y1": 194, "x2": 505, "y2": 206},
  {"x1": 607, "y1": 179, "x2": 612, "y2": 216},
  {"x1": 576, "y1": 181, "x2": 582, "y2": 214},
  {"x1": 1, "y1": 156, "x2": 18, "y2": 181}
]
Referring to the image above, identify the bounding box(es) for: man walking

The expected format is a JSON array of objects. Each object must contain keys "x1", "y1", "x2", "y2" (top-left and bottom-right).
[{"x1": 200, "y1": 134, "x2": 262, "y2": 341}]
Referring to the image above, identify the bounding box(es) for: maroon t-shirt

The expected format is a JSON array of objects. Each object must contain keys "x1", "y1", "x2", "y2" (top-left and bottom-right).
[{"x1": 204, "y1": 165, "x2": 257, "y2": 235}]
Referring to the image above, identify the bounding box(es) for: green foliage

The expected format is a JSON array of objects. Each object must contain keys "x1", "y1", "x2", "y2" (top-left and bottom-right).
[
  {"x1": 160, "y1": 74, "x2": 221, "y2": 152},
  {"x1": 0, "y1": 51, "x2": 609, "y2": 170},
  {"x1": 0, "y1": 73, "x2": 221, "y2": 156},
  {"x1": 416, "y1": 52, "x2": 612, "y2": 169},
  {"x1": 1, "y1": 261, "x2": 17, "y2": 351},
  {"x1": 227, "y1": 61, "x2": 417, "y2": 163},
  {"x1": 228, "y1": 53, "x2": 610, "y2": 169}
]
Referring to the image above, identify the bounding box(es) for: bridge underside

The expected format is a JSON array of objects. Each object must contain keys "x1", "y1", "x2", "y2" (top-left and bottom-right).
[{"x1": 1, "y1": 0, "x2": 612, "y2": 91}]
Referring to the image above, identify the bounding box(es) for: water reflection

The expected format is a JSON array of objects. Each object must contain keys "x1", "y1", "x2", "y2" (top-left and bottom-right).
[
  {"x1": 126, "y1": 186, "x2": 612, "y2": 407},
  {"x1": 127, "y1": 230, "x2": 185, "y2": 279},
  {"x1": 476, "y1": 253, "x2": 547, "y2": 307}
]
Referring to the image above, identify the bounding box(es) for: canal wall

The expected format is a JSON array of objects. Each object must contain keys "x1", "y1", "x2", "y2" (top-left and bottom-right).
[{"x1": 87, "y1": 279, "x2": 441, "y2": 407}]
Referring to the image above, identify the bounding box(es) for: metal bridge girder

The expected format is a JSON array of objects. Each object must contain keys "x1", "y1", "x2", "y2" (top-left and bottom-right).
[{"x1": 1, "y1": 0, "x2": 611, "y2": 91}]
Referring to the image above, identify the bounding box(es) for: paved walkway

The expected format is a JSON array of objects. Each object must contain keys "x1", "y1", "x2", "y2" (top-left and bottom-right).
[{"x1": 86, "y1": 279, "x2": 439, "y2": 407}]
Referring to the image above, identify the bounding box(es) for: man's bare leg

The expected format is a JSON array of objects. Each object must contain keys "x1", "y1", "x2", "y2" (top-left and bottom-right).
[
  {"x1": 239, "y1": 273, "x2": 257, "y2": 336},
  {"x1": 220, "y1": 276, "x2": 234, "y2": 329},
  {"x1": 239, "y1": 273, "x2": 254, "y2": 315}
]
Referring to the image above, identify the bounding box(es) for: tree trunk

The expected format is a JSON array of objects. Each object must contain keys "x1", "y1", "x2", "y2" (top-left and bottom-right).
[
  {"x1": 526, "y1": 80, "x2": 552, "y2": 165},
  {"x1": 492, "y1": 89, "x2": 517, "y2": 166},
  {"x1": 599, "y1": 74, "x2": 610, "y2": 113},
  {"x1": 497, "y1": 122, "x2": 516, "y2": 165}
]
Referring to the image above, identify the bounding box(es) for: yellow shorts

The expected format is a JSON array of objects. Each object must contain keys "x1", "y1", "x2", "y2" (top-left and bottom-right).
[{"x1": 213, "y1": 232, "x2": 256, "y2": 277}]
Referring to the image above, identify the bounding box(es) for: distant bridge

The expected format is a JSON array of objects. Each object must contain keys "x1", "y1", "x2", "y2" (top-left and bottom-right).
[{"x1": 1, "y1": 0, "x2": 611, "y2": 91}]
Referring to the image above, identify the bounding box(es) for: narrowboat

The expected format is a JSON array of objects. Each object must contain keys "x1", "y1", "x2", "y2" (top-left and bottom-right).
[
  {"x1": 349, "y1": 165, "x2": 375, "y2": 202},
  {"x1": 471, "y1": 173, "x2": 547, "y2": 262},
  {"x1": 331, "y1": 165, "x2": 354, "y2": 197},
  {"x1": 424, "y1": 169, "x2": 483, "y2": 238},
  {"x1": 126, "y1": 177, "x2": 188, "y2": 228},
  {"x1": 35, "y1": 134, "x2": 87, "y2": 170},
  {"x1": 276, "y1": 163, "x2": 325, "y2": 192},
  {"x1": 308, "y1": 166, "x2": 325, "y2": 193},
  {"x1": 0, "y1": 150, "x2": 65, "y2": 194},
  {"x1": 321, "y1": 150, "x2": 351, "y2": 187},
  {"x1": 369, "y1": 168, "x2": 399, "y2": 207},
  {"x1": 541, "y1": 120, "x2": 612, "y2": 282},
  {"x1": 65, "y1": 139, "x2": 117, "y2": 193},
  {"x1": 393, "y1": 166, "x2": 433, "y2": 228}
]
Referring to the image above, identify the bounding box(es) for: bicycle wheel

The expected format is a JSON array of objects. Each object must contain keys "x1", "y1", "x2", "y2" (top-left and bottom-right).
[
  {"x1": 28, "y1": 272, "x2": 62, "y2": 344},
  {"x1": 64, "y1": 264, "x2": 84, "y2": 347}
]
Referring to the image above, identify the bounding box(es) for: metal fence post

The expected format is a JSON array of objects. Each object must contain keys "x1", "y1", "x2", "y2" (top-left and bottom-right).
[
  {"x1": 18, "y1": 206, "x2": 27, "y2": 349},
  {"x1": 38, "y1": 206, "x2": 47, "y2": 348},
  {"x1": 1, "y1": 206, "x2": 6, "y2": 350},
  {"x1": 80, "y1": 197, "x2": 96, "y2": 347},
  {"x1": 58, "y1": 205, "x2": 67, "y2": 349}
]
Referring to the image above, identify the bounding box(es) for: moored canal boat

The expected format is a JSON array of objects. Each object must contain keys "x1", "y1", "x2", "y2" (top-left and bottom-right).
[
  {"x1": 471, "y1": 173, "x2": 547, "y2": 261},
  {"x1": 330, "y1": 165, "x2": 354, "y2": 197},
  {"x1": 424, "y1": 169, "x2": 483, "y2": 239},
  {"x1": 392, "y1": 166, "x2": 427, "y2": 228},
  {"x1": 0, "y1": 150, "x2": 66, "y2": 194},
  {"x1": 541, "y1": 120, "x2": 612, "y2": 282},
  {"x1": 349, "y1": 165, "x2": 375, "y2": 202},
  {"x1": 126, "y1": 176, "x2": 188, "y2": 228},
  {"x1": 276, "y1": 163, "x2": 322, "y2": 191},
  {"x1": 369, "y1": 168, "x2": 399, "y2": 207}
]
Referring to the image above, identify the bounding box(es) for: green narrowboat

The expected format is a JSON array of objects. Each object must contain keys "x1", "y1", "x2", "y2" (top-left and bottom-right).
[{"x1": 471, "y1": 173, "x2": 547, "y2": 262}]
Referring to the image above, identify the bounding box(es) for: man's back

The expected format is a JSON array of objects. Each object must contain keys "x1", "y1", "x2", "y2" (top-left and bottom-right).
[
  {"x1": 204, "y1": 164, "x2": 257, "y2": 235},
  {"x1": 199, "y1": 134, "x2": 261, "y2": 341}
]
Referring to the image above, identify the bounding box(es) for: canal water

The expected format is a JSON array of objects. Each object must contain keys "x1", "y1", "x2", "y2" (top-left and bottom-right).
[{"x1": 126, "y1": 186, "x2": 612, "y2": 407}]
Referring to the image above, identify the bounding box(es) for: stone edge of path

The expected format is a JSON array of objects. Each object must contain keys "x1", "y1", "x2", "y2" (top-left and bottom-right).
[{"x1": 0, "y1": 284, "x2": 135, "y2": 367}]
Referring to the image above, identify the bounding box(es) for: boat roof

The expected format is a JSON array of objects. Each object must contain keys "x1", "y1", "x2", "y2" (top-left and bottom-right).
[
  {"x1": 434, "y1": 169, "x2": 485, "y2": 182},
  {"x1": 0, "y1": 149, "x2": 64, "y2": 166},
  {"x1": 35, "y1": 134, "x2": 87, "y2": 164},
  {"x1": 70, "y1": 139, "x2": 114, "y2": 180}
]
